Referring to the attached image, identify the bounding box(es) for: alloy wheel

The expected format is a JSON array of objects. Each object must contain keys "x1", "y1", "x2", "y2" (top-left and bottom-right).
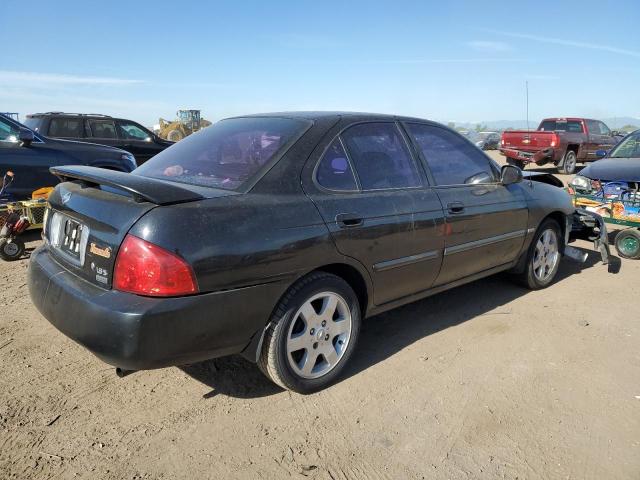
[
  {"x1": 286, "y1": 292, "x2": 352, "y2": 379},
  {"x1": 533, "y1": 229, "x2": 560, "y2": 282}
]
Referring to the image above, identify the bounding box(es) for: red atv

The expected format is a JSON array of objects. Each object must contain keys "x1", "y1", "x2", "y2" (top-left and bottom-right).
[{"x1": 1, "y1": 171, "x2": 31, "y2": 261}]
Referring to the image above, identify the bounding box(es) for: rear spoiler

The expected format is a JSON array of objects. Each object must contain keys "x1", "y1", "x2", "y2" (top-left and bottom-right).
[{"x1": 50, "y1": 165, "x2": 208, "y2": 205}]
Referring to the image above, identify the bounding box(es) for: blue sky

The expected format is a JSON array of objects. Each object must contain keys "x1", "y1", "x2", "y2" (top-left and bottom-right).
[{"x1": 1, "y1": 0, "x2": 639, "y2": 127}]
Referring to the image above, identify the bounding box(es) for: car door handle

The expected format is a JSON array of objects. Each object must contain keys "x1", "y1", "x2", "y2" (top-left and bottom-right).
[
  {"x1": 336, "y1": 213, "x2": 363, "y2": 228},
  {"x1": 447, "y1": 202, "x2": 465, "y2": 214}
]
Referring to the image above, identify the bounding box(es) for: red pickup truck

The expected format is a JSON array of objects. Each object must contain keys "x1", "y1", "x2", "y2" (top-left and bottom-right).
[{"x1": 500, "y1": 118, "x2": 618, "y2": 174}]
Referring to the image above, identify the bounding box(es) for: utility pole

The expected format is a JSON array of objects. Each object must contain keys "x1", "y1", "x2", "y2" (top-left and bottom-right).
[{"x1": 526, "y1": 81, "x2": 530, "y2": 131}]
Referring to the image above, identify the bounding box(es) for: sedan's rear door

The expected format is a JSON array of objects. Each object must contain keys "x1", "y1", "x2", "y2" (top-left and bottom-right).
[
  {"x1": 405, "y1": 123, "x2": 529, "y2": 286},
  {"x1": 302, "y1": 121, "x2": 445, "y2": 306}
]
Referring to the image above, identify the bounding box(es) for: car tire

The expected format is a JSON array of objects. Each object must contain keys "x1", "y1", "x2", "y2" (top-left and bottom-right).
[
  {"x1": 559, "y1": 150, "x2": 577, "y2": 174},
  {"x1": 0, "y1": 237, "x2": 25, "y2": 261},
  {"x1": 517, "y1": 218, "x2": 563, "y2": 290},
  {"x1": 258, "y1": 272, "x2": 361, "y2": 394},
  {"x1": 507, "y1": 158, "x2": 525, "y2": 170},
  {"x1": 614, "y1": 228, "x2": 640, "y2": 259}
]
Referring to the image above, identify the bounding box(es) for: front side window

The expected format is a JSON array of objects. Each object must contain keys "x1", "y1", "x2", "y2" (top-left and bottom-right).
[
  {"x1": 610, "y1": 131, "x2": 640, "y2": 158},
  {"x1": 135, "y1": 117, "x2": 309, "y2": 191},
  {"x1": 49, "y1": 118, "x2": 83, "y2": 138},
  {"x1": 407, "y1": 123, "x2": 497, "y2": 186},
  {"x1": 340, "y1": 123, "x2": 421, "y2": 190},
  {"x1": 118, "y1": 122, "x2": 151, "y2": 141},
  {"x1": 88, "y1": 120, "x2": 117, "y2": 139},
  {"x1": 0, "y1": 117, "x2": 19, "y2": 143},
  {"x1": 598, "y1": 121, "x2": 611, "y2": 136},
  {"x1": 316, "y1": 139, "x2": 358, "y2": 191}
]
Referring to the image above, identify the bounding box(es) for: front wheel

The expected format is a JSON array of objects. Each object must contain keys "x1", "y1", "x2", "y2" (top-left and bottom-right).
[
  {"x1": 559, "y1": 150, "x2": 577, "y2": 174},
  {"x1": 0, "y1": 237, "x2": 25, "y2": 261},
  {"x1": 516, "y1": 219, "x2": 562, "y2": 289},
  {"x1": 614, "y1": 228, "x2": 640, "y2": 259},
  {"x1": 259, "y1": 272, "x2": 361, "y2": 393}
]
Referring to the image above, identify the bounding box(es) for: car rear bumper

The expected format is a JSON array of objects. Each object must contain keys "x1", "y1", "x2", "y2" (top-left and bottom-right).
[
  {"x1": 28, "y1": 246, "x2": 284, "y2": 370},
  {"x1": 500, "y1": 147, "x2": 558, "y2": 165}
]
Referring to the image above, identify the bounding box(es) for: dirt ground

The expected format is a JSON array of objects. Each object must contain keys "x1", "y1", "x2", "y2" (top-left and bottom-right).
[{"x1": 1, "y1": 152, "x2": 639, "y2": 479}]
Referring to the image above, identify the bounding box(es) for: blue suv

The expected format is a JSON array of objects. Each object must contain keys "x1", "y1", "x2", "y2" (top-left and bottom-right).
[{"x1": 0, "y1": 113, "x2": 136, "y2": 200}]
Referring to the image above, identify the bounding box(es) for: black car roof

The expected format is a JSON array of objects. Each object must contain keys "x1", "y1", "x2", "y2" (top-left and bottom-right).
[
  {"x1": 26, "y1": 112, "x2": 113, "y2": 118},
  {"x1": 230, "y1": 111, "x2": 439, "y2": 124}
]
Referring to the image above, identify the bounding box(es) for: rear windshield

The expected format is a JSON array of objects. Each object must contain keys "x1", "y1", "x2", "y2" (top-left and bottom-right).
[
  {"x1": 135, "y1": 117, "x2": 310, "y2": 191},
  {"x1": 539, "y1": 120, "x2": 583, "y2": 133}
]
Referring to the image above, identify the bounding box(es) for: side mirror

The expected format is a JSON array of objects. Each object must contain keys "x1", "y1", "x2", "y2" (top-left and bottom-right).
[
  {"x1": 501, "y1": 164, "x2": 523, "y2": 185},
  {"x1": 595, "y1": 149, "x2": 608, "y2": 158},
  {"x1": 18, "y1": 128, "x2": 35, "y2": 146}
]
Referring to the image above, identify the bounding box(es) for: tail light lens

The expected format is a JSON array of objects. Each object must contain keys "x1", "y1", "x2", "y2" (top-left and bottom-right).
[
  {"x1": 114, "y1": 234, "x2": 198, "y2": 297},
  {"x1": 550, "y1": 134, "x2": 559, "y2": 147}
]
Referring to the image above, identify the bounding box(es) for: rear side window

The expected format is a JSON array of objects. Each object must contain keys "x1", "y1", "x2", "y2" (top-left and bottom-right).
[
  {"x1": 316, "y1": 139, "x2": 358, "y2": 191},
  {"x1": 407, "y1": 123, "x2": 496, "y2": 186},
  {"x1": 539, "y1": 120, "x2": 583, "y2": 133},
  {"x1": 135, "y1": 117, "x2": 310, "y2": 191},
  {"x1": 49, "y1": 118, "x2": 84, "y2": 138},
  {"x1": 88, "y1": 120, "x2": 117, "y2": 139},
  {"x1": 340, "y1": 123, "x2": 421, "y2": 190}
]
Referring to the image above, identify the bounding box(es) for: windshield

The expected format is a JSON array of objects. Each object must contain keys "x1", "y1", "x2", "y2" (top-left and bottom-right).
[
  {"x1": 23, "y1": 117, "x2": 41, "y2": 132},
  {"x1": 135, "y1": 117, "x2": 310, "y2": 191},
  {"x1": 609, "y1": 131, "x2": 640, "y2": 158}
]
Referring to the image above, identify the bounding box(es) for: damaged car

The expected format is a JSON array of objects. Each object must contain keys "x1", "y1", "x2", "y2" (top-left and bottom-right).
[{"x1": 28, "y1": 112, "x2": 608, "y2": 393}]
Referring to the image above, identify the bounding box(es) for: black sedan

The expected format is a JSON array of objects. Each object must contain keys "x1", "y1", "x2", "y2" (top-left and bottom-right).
[{"x1": 29, "y1": 112, "x2": 578, "y2": 393}]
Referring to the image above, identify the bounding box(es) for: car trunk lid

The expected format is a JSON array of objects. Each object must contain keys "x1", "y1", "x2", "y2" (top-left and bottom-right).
[{"x1": 45, "y1": 166, "x2": 236, "y2": 289}]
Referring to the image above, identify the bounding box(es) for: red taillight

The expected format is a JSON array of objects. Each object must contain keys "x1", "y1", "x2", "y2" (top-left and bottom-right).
[
  {"x1": 114, "y1": 234, "x2": 198, "y2": 297},
  {"x1": 550, "y1": 133, "x2": 559, "y2": 147},
  {"x1": 501, "y1": 138, "x2": 505, "y2": 146}
]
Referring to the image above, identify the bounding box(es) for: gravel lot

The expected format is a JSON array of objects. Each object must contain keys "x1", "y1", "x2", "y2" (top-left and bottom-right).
[{"x1": 1, "y1": 153, "x2": 639, "y2": 479}]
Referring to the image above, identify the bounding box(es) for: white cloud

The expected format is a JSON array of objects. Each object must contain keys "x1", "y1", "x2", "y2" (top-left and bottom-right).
[
  {"x1": 485, "y1": 30, "x2": 640, "y2": 58},
  {"x1": 0, "y1": 70, "x2": 144, "y2": 87},
  {"x1": 467, "y1": 41, "x2": 513, "y2": 52}
]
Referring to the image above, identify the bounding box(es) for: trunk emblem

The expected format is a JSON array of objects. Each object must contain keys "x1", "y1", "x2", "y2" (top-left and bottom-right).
[
  {"x1": 61, "y1": 192, "x2": 72, "y2": 204},
  {"x1": 522, "y1": 139, "x2": 530, "y2": 144},
  {"x1": 90, "y1": 243, "x2": 112, "y2": 259}
]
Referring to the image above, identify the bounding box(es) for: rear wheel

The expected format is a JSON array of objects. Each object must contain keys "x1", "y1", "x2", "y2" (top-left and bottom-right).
[
  {"x1": 259, "y1": 272, "x2": 361, "y2": 393},
  {"x1": 614, "y1": 228, "x2": 640, "y2": 259},
  {"x1": 507, "y1": 158, "x2": 525, "y2": 170},
  {"x1": 559, "y1": 150, "x2": 577, "y2": 174},
  {"x1": 0, "y1": 237, "x2": 25, "y2": 261},
  {"x1": 516, "y1": 219, "x2": 562, "y2": 289}
]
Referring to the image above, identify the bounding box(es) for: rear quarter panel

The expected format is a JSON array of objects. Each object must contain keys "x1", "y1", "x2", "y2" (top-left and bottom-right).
[{"x1": 127, "y1": 193, "x2": 367, "y2": 296}]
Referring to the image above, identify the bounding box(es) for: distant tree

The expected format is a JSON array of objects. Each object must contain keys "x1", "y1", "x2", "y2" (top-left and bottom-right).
[
  {"x1": 621, "y1": 124, "x2": 638, "y2": 132},
  {"x1": 474, "y1": 123, "x2": 489, "y2": 132},
  {"x1": 447, "y1": 122, "x2": 456, "y2": 130}
]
